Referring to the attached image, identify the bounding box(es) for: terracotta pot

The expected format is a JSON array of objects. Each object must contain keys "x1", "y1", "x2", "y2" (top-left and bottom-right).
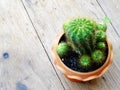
[{"x1": 51, "y1": 30, "x2": 114, "y2": 82}]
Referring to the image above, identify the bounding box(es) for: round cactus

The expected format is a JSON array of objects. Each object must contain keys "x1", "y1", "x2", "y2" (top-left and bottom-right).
[
  {"x1": 56, "y1": 42, "x2": 72, "y2": 57},
  {"x1": 67, "y1": 18, "x2": 96, "y2": 44},
  {"x1": 96, "y1": 30, "x2": 106, "y2": 41},
  {"x1": 97, "y1": 22, "x2": 107, "y2": 32},
  {"x1": 63, "y1": 17, "x2": 97, "y2": 54},
  {"x1": 92, "y1": 50, "x2": 104, "y2": 64},
  {"x1": 79, "y1": 55, "x2": 91, "y2": 69},
  {"x1": 97, "y1": 42, "x2": 106, "y2": 50}
]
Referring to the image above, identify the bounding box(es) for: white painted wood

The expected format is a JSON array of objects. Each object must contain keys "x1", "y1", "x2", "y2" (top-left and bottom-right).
[
  {"x1": 22, "y1": 0, "x2": 120, "y2": 90},
  {"x1": 0, "y1": 0, "x2": 64, "y2": 90}
]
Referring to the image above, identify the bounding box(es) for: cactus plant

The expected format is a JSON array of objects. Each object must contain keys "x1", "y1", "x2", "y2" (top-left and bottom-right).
[
  {"x1": 92, "y1": 50, "x2": 104, "y2": 64},
  {"x1": 56, "y1": 17, "x2": 108, "y2": 71},
  {"x1": 96, "y1": 30, "x2": 106, "y2": 42},
  {"x1": 97, "y1": 22, "x2": 107, "y2": 32},
  {"x1": 79, "y1": 55, "x2": 91, "y2": 69},
  {"x1": 56, "y1": 42, "x2": 72, "y2": 57},
  {"x1": 63, "y1": 18, "x2": 96, "y2": 54},
  {"x1": 97, "y1": 42, "x2": 106, "y2": 50}
]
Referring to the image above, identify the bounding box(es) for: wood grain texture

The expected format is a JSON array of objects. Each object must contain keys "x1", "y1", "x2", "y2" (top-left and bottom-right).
[
  {"x1": 21, "y1": 0, "x2": 120, "y2": 90},
  {"x1": 0, "y1": 0, "x2": 64, "y2": 90},
  {"x1": 0, "y1": 0, "x2": 120, "y2": 90}
]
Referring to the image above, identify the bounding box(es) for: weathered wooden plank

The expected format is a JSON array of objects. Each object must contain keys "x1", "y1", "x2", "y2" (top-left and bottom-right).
[
  {"x1": 0, "y1": 0, "x2": 64, "y2": 90},
  {"x1": 22, "y1": 0, "x2": 120, "y2": 89}
]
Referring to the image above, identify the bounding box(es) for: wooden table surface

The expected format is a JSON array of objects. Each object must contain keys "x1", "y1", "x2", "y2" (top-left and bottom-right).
[{"x1": 0, "y1": 0, "x2": 120, "y2": 90}]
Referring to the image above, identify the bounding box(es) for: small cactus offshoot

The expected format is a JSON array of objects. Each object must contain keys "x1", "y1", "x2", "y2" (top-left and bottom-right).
[
  {"x1": 56, "y1": 42, "x2": 72, "y2": 57},
  {"x1": 97, "y1": 42, "x2": 106, "y2": 50},
  {"x1": 96, "y1": 30, "x2": 106, "y2": 42},
  {"x1": 97, "y1": 22, "x2": 107, "y2": 32},
  {"x1": 92, "y1": 50, "x2": 104, "y2": 64},
  {"x1": 79, "y1": 55, "x2": 91, "y2": 69},
  {"x1": 56, "y1": 17, "x2": 108, "y2": 71}
]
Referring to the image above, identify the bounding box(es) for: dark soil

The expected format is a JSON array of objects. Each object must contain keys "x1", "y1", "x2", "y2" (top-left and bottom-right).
[
  {"x1": 59, "y1": 34, "x2": 108, "y2": 72},
  {"x1": 61, "y1": 52, "x2": 107, "y2": 72}
]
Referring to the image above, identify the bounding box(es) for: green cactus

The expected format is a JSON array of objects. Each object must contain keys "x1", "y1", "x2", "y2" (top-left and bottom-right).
[
  {"x1": 92, "y1": 50, "x2": 104, "y2": 64},
  {"x1": 79, "y1": 55, "x2": 91, "y2": 69},
  {"x1": 56, "y1": 17, "x2": 108, "y2": 71},
  {"x1": 97, "y1": 22, "x2": 107, "y2": 32},
  {"x1": 56, "y1": 42, "x2": 72, "y2": 57},
  {"x1": 96, "y1": 30, "x2": 106, "y2": 42},
  {"x1": 63, "y1": 17, "x2": 97, "y2": 54},
  {"x1": 97, "y1": 42, "x2": 106, "y2": 50}
]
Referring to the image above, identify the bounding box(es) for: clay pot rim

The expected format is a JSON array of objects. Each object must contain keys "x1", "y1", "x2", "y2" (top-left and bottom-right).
[{"x1": 52, "y1": 30, "x2": 113, "y2": 75}]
